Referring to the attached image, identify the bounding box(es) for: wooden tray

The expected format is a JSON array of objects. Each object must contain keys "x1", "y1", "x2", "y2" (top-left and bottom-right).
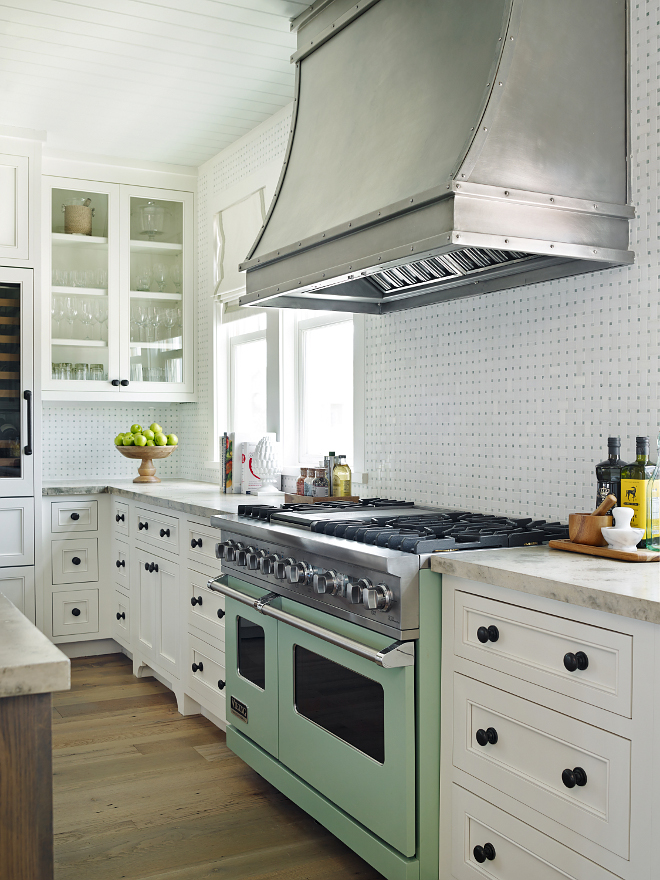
[
  {"x1": 284, "y1": 494, "x2": 359, "y2": 504},
  {"x1": 549, "y1": 539, "x2": 660, "y2": 563}
]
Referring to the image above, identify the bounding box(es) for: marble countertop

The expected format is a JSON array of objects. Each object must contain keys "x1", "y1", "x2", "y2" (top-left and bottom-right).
[
  {"x1": 0, "y1": 593, "x2": 70, "y2": 698},
  {"x1": 430, "y1": 545, "x2": 660, "y2": 624},
  {"x1": 42, "y1": 479, "x2": 260, "y2": 520}
]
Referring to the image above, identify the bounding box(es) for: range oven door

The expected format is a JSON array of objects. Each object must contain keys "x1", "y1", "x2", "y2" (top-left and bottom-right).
[
  {"x1": 224, "y1": 576, "x2": 280, "y2": 758},
  {"x1": 276, "y1": 597, "x2": 416, "y2": 858}
]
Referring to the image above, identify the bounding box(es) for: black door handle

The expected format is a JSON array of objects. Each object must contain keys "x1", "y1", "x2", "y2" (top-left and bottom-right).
[
  {"x1": 111, "y1": 379, "x2": 120, "y2": 386},
  {"x1": 476, "y1": 727, "x2": 498, "y2": 746},
  {"x1": 120, "y1": 379, "x2": 129, "y2": 386},
  {"x1": 191, "y1": 538, "x2": 203, "y2": 548},
  {"x1": 70, "y1": 512, "x2": 80, "y2": 521},
  {"x1": 139, "y1": 521, "x2": 148, "y2": 530},
  {"x1": 217, "y1": 608, "x2": 225, "y2": 619},
  {"x1": 72, "y1": 557, "x2": 81, "y2": 565},
  {"x1": 477, "y1": 625, "x2": 500, "y2": 643},
  {"x1": 564, "y1": 651, "x2": 589, "y2": 672},
  {"x1": 71, "y1": 607, "x2": 81, "y2": 617},
  {"x1": 562, "y1": 767, "x2": 588, "y2": 788},
  {"x1": 116, "y1": 513, "x2": 124, "y2": 522},
  {"x1": 144, "y1": 562, "x2": 149, "y2": 571},
  {"x1": 473, "y1": 843, "x2": 496, "y2": 863},
  {"x1": 160, "y1": 528, "x2": 170, "y2": 538},
  {"x1": 23, "y1": 390, "x2": 32, "y2": 455},
  {"x1": 192, "y1": 662, "x2": 203, "y2": 673},
  {"x1": 217, "y1": 680, "x2": 225, "y2": 690},
  {"x1": 116, "y1": 559, "x2": 125, "y2": 568},
  {"x1": 116, "y1": 612, "x2": 125, "y2": 620},
  {"x1": 191, "y1": 596, "x2": 203, "y2": 606},
  {"x1": 148, "y1": 562, "x2": 159, "y2": 573}
]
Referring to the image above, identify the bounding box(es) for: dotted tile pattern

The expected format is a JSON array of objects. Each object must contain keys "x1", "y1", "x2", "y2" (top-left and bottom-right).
[
  {"x1": 178, "y1": 110, "x2": 293, "y2": 485},
  {"x1": 363, "y1": 2, "x2": 659, "y2": 521},
  {"x1": 42, "y1": 403, "x2": 180, "y2": 481}
]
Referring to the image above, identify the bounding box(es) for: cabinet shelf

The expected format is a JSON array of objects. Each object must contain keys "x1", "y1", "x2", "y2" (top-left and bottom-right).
[
  {"x1": 129, "y1": 341, "x2": 182, "y2": 351},
  {"x1": 130, "y1": 291, "x2": 182, "y2": 301},
  {"x1": 130, "y1": 240, "x2": 182, "y2": 254},
  {"x1": 52, "y1": 233, "x2": 108, "y2": 248},
  {"x1": 52, "y1": 286, "x2": 108, "y2": 297},
  {"x1": 52, "y1": 339, "x2": 108, "y2": 348}
]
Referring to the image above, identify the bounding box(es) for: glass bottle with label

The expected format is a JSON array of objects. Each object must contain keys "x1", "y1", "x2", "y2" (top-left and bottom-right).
[
  {"x1": 313, "y1": 467, "x2": 329, "y2": 497},
  {"x1": 646, "y1": 432, "x2": 660, "y2": 551},
  {"x1": 595, "y1": 436, "x2": 626, "y2": 507},
  {"x1": 296, "y1": 467, "x2": 307, "y2": 496},
  {"x1": 621, "y1": 436, "x2": 655, "y2": 544},
  {"x1": 332, "y1": 455, "x2": 352, "y2": 497},
  {"x1": 304, "y1": 469, "x2": 315, "y2": 496}
]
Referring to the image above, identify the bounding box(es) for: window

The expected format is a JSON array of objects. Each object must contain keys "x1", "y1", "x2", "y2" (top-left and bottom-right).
[{"x1": 229, "y1": 316, "x2": 267, "y2": 437}]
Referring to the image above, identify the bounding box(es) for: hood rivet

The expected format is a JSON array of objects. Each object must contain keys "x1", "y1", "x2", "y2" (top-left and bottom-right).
[
  {"x1": 504, "y1": 190, "x2": 509, "y2": 196},
  {"x1": 593, "y1": 249, "x2": 598, "y2": 254},
  {"x1": 594, "y1": 204, "x2": 598, "y2": 209},
  {"x1": 505, "y1": 239, "x2": 509, "y2": 244},
  {"x1": 550, "y1": 244, "x2": 554, "y2": 248},
  {"x1": 550, "y1": 197, "x2": 554, "y2": 202}
]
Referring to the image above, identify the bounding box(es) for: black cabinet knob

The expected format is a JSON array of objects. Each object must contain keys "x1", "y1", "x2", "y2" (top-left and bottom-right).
[
  {"x1": 111, "y1": 379, "x2": 120, "y2": 386},
  {"x1": 147, "y1": 562, "x2": 159, "y2": 573},
  {"x1": 477, "y1": 626, "x2": 489, "y2": 643},
  {"x1": 477, "y1": 625, "x2": 499, "y2": 643},
  {"x1": 191, "y1": 538, "x2": 203, "y2": 548},
  {"x1": 144, "y1": 562, "x2": 149, "y2": 571},
  {"x1": 562, "y1": 766, "x2": 588, "y2": 789},
  {"x1": 70, "y1": 512, "x2": 80, "y2": 521},
  {"x1": 564, "y1": 651, "x2": 589, "y2": 672},
  {"x1": 217, "y1": 608, "x2": 225, "y2": 619},
  {"x1": 160, "y1": 528, "x2": 170, "y2": 538},
  {"x1": 116, "y1": 559, "x2": 125, "y2": 568},
  {"x1": 72, "y1": 557, "x2": 81, "y2": 565},
  {"x1": 217, "y1": 679, "x2": 225, "y2": 690},
  {"x1": 120, "y1": 379, "x2": 129, "y2": 386},
  {"x1": 116, "y1": 513, "x2": 125, "y2": 522},
  {"x1": 476, "y1": 727, "x2": 498, "y2": 746},
  {"x1": 192, "y1": 662, "x2": 203, "y2": 673},
  {"x1": 191, "y1": 596, "x2": 203, "y2": 607},
  {"x1": 139, "y1": 521, "x2": 148, "y2": 530},
  {"x1": 473, "y1": 843, "x2": 496, "y2": 863},
  {"x1": 487, "y1": 625, "x2": 499, "y2": 642},
  {"x1": 71, "y1": 607, "x2": 81, "y2": 617},
  {"x1": 116, "y1": 612, "x2": 125, "y2": 620}
]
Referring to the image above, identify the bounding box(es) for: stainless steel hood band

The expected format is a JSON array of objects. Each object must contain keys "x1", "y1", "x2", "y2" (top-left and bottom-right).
[{"x1": 207, "y1": 575, "x2": 415, "y2": 669}]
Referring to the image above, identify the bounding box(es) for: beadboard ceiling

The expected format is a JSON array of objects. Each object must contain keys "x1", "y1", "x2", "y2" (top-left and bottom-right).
[{"x1": 0, "y1": 0, "x2": 305, "y2": 168}]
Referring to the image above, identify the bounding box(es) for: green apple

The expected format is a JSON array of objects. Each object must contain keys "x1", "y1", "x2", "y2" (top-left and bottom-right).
[
  {"x1": 154, "y1": 432, "x2": 167, "y2": 446},
  {"x1": 133, "y1": 433, "x2": 147, "y2": 447},
  {"x1": 114, "y1": 434, "x2": 124, "y2": 446},
  {"x1": 145, "y1": 439, "x2": 155, "y2": 446},
  {"x1": 130, "y1": 424, "x2": 142, "y2": 434},
  {"x1": 149, "y1": 423, "x2": 162, "y2": 434},
  {"x1": 166, "y1": 434, "x2": 178, "y2": 446},
  {"x1": 143, "y1": 429, "x2": 155, "y2": 441},
  {"x1": 122, "y1": 434, "x2": 135, "y2": 446}
]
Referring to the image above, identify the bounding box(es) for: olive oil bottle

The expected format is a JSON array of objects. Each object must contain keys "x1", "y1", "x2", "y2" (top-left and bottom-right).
[
  {"x1": 595, "y1": 436, "x2": 626, "y2": 507},
  {"x1": 620, "y1": 437, "x2": 655, "y2": 542},
  {"x1": 646, "y1": 432, "x2": 660, "y2": 551},
  {"x1": 332, "y1": 455, "x2": 352, "y2": 497}
]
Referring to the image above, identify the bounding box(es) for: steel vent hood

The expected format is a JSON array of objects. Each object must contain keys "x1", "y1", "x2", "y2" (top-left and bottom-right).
[{"x1": 239, "y1": 0, "x2": 633, "y2": 314}]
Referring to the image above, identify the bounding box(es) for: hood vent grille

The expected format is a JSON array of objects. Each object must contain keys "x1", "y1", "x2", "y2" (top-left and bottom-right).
[{"x1": 369, "y1": 247, "x2": 530, "y2": 294}]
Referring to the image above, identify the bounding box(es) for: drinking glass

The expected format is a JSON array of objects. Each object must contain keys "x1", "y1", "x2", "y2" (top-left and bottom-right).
[
  {"x1": 163, "y1": 308, "x2": 176, "y2": 341},
  {"x1": 73, "y1": 270, "x2": 87, "y2": 289},
  {"x1": 135, "y1": 304, "x2": 149, "y2": 342},
  {"x1": 152, "y1": 263, "x2": 167, "y2": 292},
  {"x1": 73, "y1": 363, "x2": 87, "y2": 380},
  {"x1": 53, "y1": 268, "x2": 68, "y2": 287},
  {"x1": 95, "y1": 268, "x2": 107, "y2": 289},
  {"x1": 63, "y1": 297, "x2": 78, "y2": 338},
  {"x1": 89, "y1": 364, "x2": 104, "y2": 381},
  {"x1": 135, "y1": 268, "x2": 151, "y2": 292},
  {"x1": 130, "y1": 362, "x2": 143, "y2": 382},
  {"x1": 148, "y1": 306, "x2": 162, "y2": 342},
  {"x1": 98, "y1": 301, "x2": 108, "y2": 343},
  {"x1": 60, "y1": 362, "x2": 72, "y2": 380},
  {"x1": 171, "y1": 256, "x2": 182, "y2": 293},
  {"x1": 79, "y1": 301, "x2": 94, "y2": 340}
]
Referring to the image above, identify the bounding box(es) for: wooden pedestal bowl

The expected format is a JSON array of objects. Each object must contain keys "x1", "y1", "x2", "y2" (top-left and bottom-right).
[{"x1": 116, "y1": 444, "x2": 176, "y2": 483}]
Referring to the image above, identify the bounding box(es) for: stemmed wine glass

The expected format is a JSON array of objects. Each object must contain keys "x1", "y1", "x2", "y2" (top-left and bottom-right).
[
  {"x1": 51, "y1": 296, "x2": 65, "y2": 338},
  {"x1": 171, "y1": 257, "x2": 181, "y2": 293},
  {"x1": 135, "y1": 304, "x2": 149, "y2": 342},
  {"x1": 148, "y1": 306, "x2": 162, "y2": 342},
  {"x1": 163, "y1": 308, "x2": 176, "y2": 341},
  {"x1": 63, "y1": 297, "x2": 78, "y2": 338},
  {"x1": 79, "y1": 301, "x2": 94, "y2": 340},
  {"x1": 152, "y1": 263, "x2": 167, "y2": 293}
]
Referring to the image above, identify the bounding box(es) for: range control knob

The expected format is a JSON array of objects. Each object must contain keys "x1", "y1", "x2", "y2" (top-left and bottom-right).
[
  {"x1": 261, "y1": 553, "x2": 282, "y2": 575},
  {"x1": 363, "y1": 583, "x2": 395, "y2": 612},
  {"x1": 216, "y1": 540, "x2": 235, "y2": 560},
  {"x1": 345, "y1": 582, "x2": 363, "y2": 604},
  {"x1": 313, "y1": 570, "x2": 338, "y2": 595},
  {"x1": 236, "y1": 546, "x2": 255, "y2": 566},
  {"x1": 288, "y1": 561, "x2": 313, "y2": 585},
  {"x1": 225, "y1": 542, "x2": 245, "y2": 562},
  {"x1": 247, "y1": 549, "x2": 267, "y2": 570},
  {"x1": 275, "y1": 557, "x2": 295, "y2": 579}
]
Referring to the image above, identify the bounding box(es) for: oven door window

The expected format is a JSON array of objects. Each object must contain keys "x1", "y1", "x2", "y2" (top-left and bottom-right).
[
  {"x1": 237, "y1": 616, "x2": 266, "y2": 689},
  {"x1": 294, "y1": 645, "x2": 385, "y2": 763}
]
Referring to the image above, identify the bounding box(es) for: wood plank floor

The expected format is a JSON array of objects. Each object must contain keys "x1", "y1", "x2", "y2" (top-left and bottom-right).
[{"x1": 53, "y1": 654, "x2": 384, "y2": 879}]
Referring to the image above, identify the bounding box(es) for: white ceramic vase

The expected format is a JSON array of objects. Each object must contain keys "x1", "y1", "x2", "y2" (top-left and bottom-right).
[{"x1": 252, "y1": 433, "x2": 283, "y2": 495}]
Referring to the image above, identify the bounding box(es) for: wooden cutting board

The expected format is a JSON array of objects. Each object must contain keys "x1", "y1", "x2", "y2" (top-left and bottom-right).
[{"x1": 549, "y1": 539, "x2": 660, "y2": 562}]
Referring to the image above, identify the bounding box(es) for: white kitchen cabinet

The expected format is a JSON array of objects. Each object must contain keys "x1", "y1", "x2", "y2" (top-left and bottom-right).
[
  {"x1": 0, "y1": 497, "x2": 34, "y2": 566},
  {"x1": 42, "y1": 176, "x2": 194, "y2": 401},
  {"x1": 136, "y1": 547, "x2": 179, "y2": 680},
  {"x1": 0, "y1": 565, "x2": 35, "y2": 621},
  {"x1": 0, "y1": 152, "x2": 29, "y2": 262}
]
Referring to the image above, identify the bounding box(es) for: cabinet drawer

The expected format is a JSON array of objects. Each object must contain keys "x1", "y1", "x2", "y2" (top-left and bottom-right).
[
  {"x1": 112, "y1": 589, "x2": 130, "y2": 647},
  {"x1": 52, "y1": 588, "x2": 99, "y2": 637},
  {"x1": 134, "y1": 507, "x2": 179, "y2": 554},
  {"x1": 188, "y1": 525, "x2": 219, "y2": 563},
  {"x1": 113, "y1": 539, "x2": 129, "y2": 589},
  {"x1": 186, "y1": 633, "x2": 226, "y2": 723},
  {"x1": 451, "y1": 785, "x2": 621, "y2": 880},
  {"x1": 51, "y1": 500, "x2": 98, "y2": 533},
  {"x1": 454, "y1": 590, "x2": 632, "y2": 717},
  {"x1": 113, "y1": 500, "x2": 129, "y2": 535},
  {"x1": 188, "y1": 570, "x2": 225, "y2": 645},
  {"x1": 51, "y1": 538, "x2": 98, "y2": 585},
  {"x1": 0, "y1": 497, "x2": 34, "y2": 566},
  {"x1": 453, "y1": 674, "x2": 631, "y2": 859}
]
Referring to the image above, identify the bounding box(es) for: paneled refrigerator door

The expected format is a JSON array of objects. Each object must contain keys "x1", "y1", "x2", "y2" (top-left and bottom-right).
[{"x1": 0, "y1": 268, "x2": 33, "y2": 497}]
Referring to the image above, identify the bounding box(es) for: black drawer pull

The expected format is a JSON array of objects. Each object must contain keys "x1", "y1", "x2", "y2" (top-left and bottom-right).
[
  {"x1": 144, "y1": 562, "x2": 149, "y2": 571},
  {"x1": 71, "y1": 607, "x2": 81, "y2": 617},
  {"x1": 160, "y1": 528, "x2": 170, "y2": 538},
  {"x1": 564, "y1": 651, "x2": 589, "y2": 672},
  {"x1": 116, "y1": 612, "x2": 125, "y2": 620},
  {"x1": 217, "y1": 608, "x2": 225, "y2": 619},
  {"x1": 562, "y1": 767, "x2": 588, "y2": 789},
  {"x1": 120, "y1": 379, "x2": 129, "y2": 386},
  {"x1": 72, "y1": 557, "x2": 81, "y2": 566},
  {"x1": 139, "y1": 521, "x2": 148, "y2": 530},
  {"x1": 191, "y1": 538, "x2": 203, "y2": 548},
  {"x1": 476, "y1": 727, "x2": 498, "y2": 747},
  {"x1": 147, "y1": 562, "x2": 159, "y2": 573},
  {"x1": 116, "y1": 513, "x2": 124, "y2": 523},
  {"x1": 477, "y1": 624, "x2": 499, "y2": 643},
  {"x1": 191, "y1": 596, "x2": 203, "y2": 607},
  {"x1": 116, "y1": 559, "x2": 125, "y2": 568},
  {"x1": 217, "y1": 679, "x2": 225, "y2": 690},
  {"x1": 70, "y1": 512, "x2": 80, "y2": 521},
  {"x1": 473, "y1": 843, "x2": 496, "y2": 864},
  {"x1": 192, "y1": 662, "x2": 203, "y2": 673}
]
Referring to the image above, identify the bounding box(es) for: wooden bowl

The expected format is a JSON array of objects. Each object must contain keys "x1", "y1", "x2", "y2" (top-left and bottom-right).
[
  {"x1": 568, "y1": 513, "x2": 613, "y2": 546},
  {"x1": 115, "y1": 444, "x2": 176, "y2": 483}
]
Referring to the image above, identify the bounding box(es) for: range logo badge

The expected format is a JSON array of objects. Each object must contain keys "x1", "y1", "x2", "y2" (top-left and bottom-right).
[{"x1": 230, "y1": 695, "x2": 248, "y2": 723}]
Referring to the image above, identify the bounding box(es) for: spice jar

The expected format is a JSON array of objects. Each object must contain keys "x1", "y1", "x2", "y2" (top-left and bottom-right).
[
  {"x1": 313, "y1": 468, "x2": 329, "y2": 497},
  {"x1": 304, "y1": 469, "x2": 315, "y2": 496},
  {"x1": 296, "y1": 467, "x2": 307, "y2": 496}
]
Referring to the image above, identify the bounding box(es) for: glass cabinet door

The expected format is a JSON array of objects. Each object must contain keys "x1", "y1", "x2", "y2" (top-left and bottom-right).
[
  {"x1": 46, "y1": 178, "x2": 120, "y2": 393},
  {"x1": 121, "y1": 187, "x2": 193, "y2": 392}
]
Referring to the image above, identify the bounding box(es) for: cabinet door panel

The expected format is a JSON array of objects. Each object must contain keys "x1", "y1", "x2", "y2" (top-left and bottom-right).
[
  {"x1": 0, "y1": 566, "x2": 34, "y2": 621},
  {"x1": 0, "y1": 497, "x2": 34, "y2": 566},
  {"x1": 0, "y1": 155, "x2": 28, "y2": 259},
  {"x1": 137, "y1": 552, "x2": 155, "y2": 660},
  {"x1": 157, "y1": 556, "x2": 179, "y2": 677}
]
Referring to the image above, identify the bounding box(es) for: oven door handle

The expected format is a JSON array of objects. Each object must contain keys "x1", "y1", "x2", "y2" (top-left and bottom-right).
[{"x1": 207, "y1": 575, "x2": 414, "y2": 669}]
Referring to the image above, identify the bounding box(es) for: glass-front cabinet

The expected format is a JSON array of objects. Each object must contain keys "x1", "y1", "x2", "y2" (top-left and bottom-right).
[{"x1": 42, "y1": 177, "x2": 194, "y2": 401}]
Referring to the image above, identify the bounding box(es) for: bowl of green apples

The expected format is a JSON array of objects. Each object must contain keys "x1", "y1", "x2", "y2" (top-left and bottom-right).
[{"x1": 114, "y1": 423, "x2": 178, "y2": 483}]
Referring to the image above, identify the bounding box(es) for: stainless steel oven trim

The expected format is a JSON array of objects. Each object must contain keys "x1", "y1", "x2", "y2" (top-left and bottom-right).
[{"x1": 208, "y1": 575, "x2": 414, "y2": 668}]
